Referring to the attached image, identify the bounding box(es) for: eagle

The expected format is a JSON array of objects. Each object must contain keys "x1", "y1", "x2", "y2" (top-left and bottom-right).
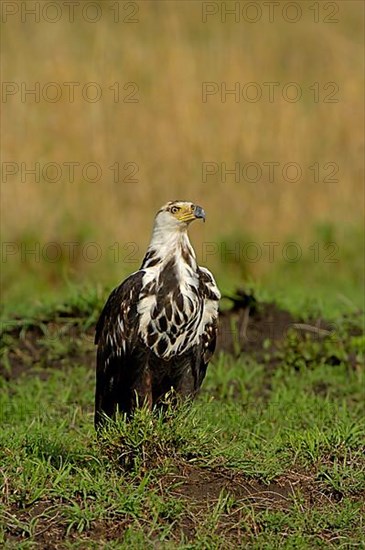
[{"x1": 94, "y1": 200, "x2": 221, "y2": 429}]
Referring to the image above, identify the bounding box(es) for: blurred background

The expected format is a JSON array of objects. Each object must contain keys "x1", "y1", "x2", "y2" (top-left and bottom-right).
[{"x1": 1, "y1": 0, "x2": 364, "y2": 317}]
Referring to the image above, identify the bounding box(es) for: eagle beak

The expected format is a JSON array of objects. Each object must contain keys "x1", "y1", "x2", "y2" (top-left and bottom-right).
[{"x1": 194, "y1": 205, "x2": 206, "y2": 222}]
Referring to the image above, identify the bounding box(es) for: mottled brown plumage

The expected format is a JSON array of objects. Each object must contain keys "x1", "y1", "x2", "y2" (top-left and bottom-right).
[{"x1": 94, "y1": 201, "x2": 220, "y2": 429}]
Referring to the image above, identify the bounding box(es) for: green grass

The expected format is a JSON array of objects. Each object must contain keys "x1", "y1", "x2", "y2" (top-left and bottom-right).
[
  {"x1": 1, "y1": 2, "x2": 364, "y2": 545},
  {"x1": 1, "y1": 299, "x2": 364, "y2": 548}
]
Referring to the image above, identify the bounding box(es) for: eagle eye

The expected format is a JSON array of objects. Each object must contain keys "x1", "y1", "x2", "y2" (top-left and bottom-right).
[{"x1": 171, "y1": 206, "x2": 179, "y2": 214}]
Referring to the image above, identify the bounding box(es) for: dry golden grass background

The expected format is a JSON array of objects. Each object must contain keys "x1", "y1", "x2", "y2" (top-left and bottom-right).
[{"x1": 1, "y1": 1, "x2": 364, "y2": 310}]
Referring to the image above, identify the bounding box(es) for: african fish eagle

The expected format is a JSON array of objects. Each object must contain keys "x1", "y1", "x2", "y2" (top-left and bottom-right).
[{"x1": 94, "y1": 200, "x2": 221, "y2": 428}]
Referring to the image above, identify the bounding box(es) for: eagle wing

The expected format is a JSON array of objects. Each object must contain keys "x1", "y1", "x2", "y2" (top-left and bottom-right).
[
  {"x1": 94, "y1": 270, "x2": 144, "y2": 427},
  {"x1": 197, "y1": 267, "x2": 221, "y2": 384}
]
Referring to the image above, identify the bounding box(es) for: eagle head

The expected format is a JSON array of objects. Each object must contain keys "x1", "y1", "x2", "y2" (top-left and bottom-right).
[{"x1": 155, "y1": 200, "x2": 206, "y2": 230}]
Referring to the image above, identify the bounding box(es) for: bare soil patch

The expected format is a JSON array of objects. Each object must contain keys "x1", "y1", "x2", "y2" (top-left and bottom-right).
[
  {"x1": 4, "y1": 462, "x2": 334, "y2": 549},
  {"x1": 217, "y1": 291, "x2": 335, "y2": 358}
]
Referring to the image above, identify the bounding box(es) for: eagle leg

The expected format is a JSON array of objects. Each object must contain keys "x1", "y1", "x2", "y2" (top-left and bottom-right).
[
  {"x1": 94, "y1": 386, "x2": 117, "y2": 430},
  {"x1": 130, "y1": 368, "x2": 153, "y2": 412}
]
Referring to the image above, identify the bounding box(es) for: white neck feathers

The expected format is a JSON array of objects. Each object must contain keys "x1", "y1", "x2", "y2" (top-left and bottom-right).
[{"x1": 142, "y1": 225, "x2": 197, "y2": 270}]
